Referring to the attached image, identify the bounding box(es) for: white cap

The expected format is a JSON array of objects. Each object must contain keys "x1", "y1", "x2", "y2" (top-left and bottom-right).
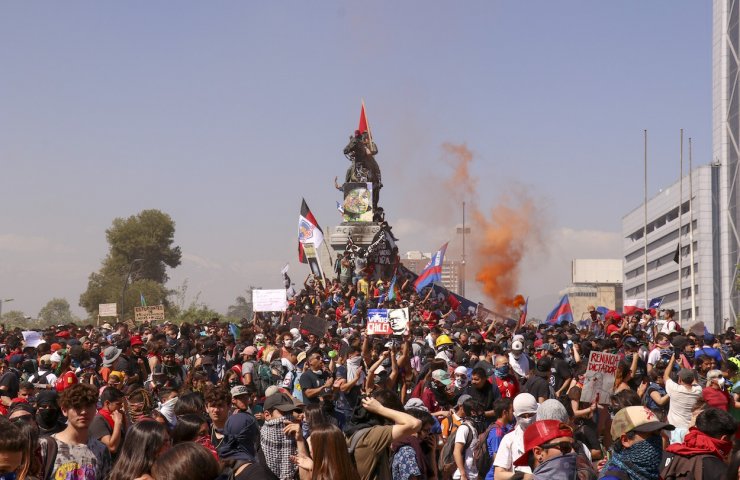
[{"x1": 50, "y1": 352, "x2": 62, "y2": 363}]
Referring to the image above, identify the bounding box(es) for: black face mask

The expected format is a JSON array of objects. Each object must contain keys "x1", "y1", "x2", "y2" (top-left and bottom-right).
[{"x1": 36, "y1": 408, "x2": 60, "y2": 428}]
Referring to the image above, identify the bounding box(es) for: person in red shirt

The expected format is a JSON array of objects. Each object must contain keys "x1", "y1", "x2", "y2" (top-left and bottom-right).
[
  {"x1": 492, "y1": 355, "x2": 520, "y2": 399},
  {"x1": 702, "y1": 369, "x2": 732, "y2": 410}
]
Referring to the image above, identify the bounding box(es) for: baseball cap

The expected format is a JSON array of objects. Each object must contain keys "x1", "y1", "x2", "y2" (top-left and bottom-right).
[
  {"x1": 242, "y1": 346, "x2": 257, "y2": 356},
  {"x1": 296, "y1": 352, "x2": 307, "y2": 364},
  {"x1": 456, "y1": 394, "x2": 473, "y2": 407},
  {"x1": 514, "y1": 420, "x2": 574, "y2": 466},
  {"x1": 263, "y1": 392, "x2": 301, "y2": 413},
  {"x1": 130, "y1": 336, "x2": 144, "y2": 347},
  {"x1": 432, "y1": 369, "x2": 452, "y2": 386},
  {"x1": 230, "y1": 385, "x2": 251, "y2": 398},
  {"x1": 610, "y1": 406, "x2": 674, "y2": 440}
]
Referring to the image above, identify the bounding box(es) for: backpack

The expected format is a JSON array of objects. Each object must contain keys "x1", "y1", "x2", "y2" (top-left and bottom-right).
[
  {"x1": 253, "y1": 362, "x2": 275, "y2": 397},
  {"x1": 35, "y1": 370, "x2": 52, "y2": 385},
  {"x1": 472, "y1": 422, "x2": 499, "y2": 480},
  {"x1": 39, "y1": 436, "x2": 58, "y2": 480},
  {"x1": 438, "y1": 421, "x2": 474, "y2": 480},
  {"x1": 660, "y1": 452, "x2": 715, "y2": 480}
]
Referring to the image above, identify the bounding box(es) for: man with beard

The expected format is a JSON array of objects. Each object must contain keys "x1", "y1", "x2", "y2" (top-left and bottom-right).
[
  {"x1": 161, "y1": 347, "x2": 186, "y2": 388},
  {"x1": 463, "y1": 367, "x2": 500, "y2": 424},
  {"x1": 35, "y1": 390, "x2": 65, "y2": 435}
]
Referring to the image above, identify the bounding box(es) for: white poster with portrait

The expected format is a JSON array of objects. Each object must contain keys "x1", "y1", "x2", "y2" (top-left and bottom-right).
[{"x1": 387, "y1": 308, "x2": 409, "y2": 336}]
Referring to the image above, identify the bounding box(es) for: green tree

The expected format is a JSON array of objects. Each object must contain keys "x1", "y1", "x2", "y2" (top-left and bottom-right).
[
  {"x1": 1, "y1": 310, "x2": 28, "y2": 328},
  {"x1": 80, "y1": 209, "x2": 182, "y2": 319},
  {"x1": 38, "y1": 298, "x2": 74, "y2": 326},
  {"x1": 171, "y1": 292, "x2": 222, "y2": 324},
  {"x1": 226, "y1": 296, "x2": 252, "y2": 321}
]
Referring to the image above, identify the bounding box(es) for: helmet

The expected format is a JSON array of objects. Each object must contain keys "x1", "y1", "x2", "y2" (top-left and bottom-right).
[
  {"x1": 435, "y1": 334, "x2": 453, "y2": 348},
  {"x1": 729, "y1": 356, "x2": 740, "y2": 371}
]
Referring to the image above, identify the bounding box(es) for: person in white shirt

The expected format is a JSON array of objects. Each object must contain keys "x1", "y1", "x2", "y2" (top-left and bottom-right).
[
  {"x1": 493, "y1": 393, "x2": 538, "y2": 480},
  {"x1": 508, "y1": 340, "x2": 531, "y2": 381},
  {"x1": 453, "y1": 397, "x2": 480, "y2": 480},
  {"x1": 663, "y1": 353, "x2": 702, "y2": 444},
  {"x1": 660, "y1": 309, "x2": 678, "y2": 334},
  {"x1": 29, "y1": 354, "x2": 58, "y2": 388},
  {"x1": 647, "y1": 333, "x2": 672, "y2": 374}
]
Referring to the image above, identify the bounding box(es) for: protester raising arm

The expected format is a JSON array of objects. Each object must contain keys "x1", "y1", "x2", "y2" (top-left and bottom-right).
[
  {"x1": 361, "y1": 396, "x2": 422, "y2": 440},
  {"x1": 365, "y1": 351, "x2": 389, "y2": 391}
]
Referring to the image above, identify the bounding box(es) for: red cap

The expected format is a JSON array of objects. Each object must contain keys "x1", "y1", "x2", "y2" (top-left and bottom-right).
[
  {"x1": 513, "y1": 420, "x2": 573, "y2": 466},
  {"x1": 56, "y1": 331, "x2": 70, "y2": 339},
  {"x1": 50, "y1": 343, "x2": 62, "y2": 352},
  {"x1": 130, "y1": 336, "x2": 144, "y2": 347}
]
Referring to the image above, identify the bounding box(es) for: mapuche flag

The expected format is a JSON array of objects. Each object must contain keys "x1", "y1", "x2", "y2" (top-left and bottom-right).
[
  {"x1": 545, "y1": 295, "x2": 573, "y2": 325},
  {"x1": 414, "y1": 242, "x2": 448, "y2": 293},
  {"x1": 298, "y1": 199, "x2": 324, "y2": 264}
]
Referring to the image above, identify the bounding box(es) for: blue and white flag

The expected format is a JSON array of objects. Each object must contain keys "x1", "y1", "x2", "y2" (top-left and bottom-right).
[{"x1": 414, "y1": 243, "x2": 449, "y2": 293}]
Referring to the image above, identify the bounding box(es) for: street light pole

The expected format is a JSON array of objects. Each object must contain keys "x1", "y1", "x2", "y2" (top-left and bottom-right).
[
  {"x1": 0, "y1": 298, "x2": 14, "y2": 320},
  {"x1": 120, "y1": 259, "x2": 143, "y2": 322}
]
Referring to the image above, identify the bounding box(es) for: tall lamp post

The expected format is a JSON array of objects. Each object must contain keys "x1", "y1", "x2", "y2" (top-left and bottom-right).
[
  {"x1": 120, "y1": 259, "x2": 143, "y2": 322},
  {"x1": 456, "y1": 202, "x2": 471, "y2": 297},
  {"x1": 0, "y1": 298, "x2": 14, "y2": 319}
]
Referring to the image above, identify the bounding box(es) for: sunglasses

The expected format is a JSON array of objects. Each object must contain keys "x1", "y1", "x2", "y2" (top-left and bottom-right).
[{"x1": 540, "y1": 441, "x2": 574, "y2": 454}]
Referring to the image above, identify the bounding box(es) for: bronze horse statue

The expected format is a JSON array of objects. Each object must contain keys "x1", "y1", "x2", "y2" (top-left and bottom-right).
[{"x1": 342, "y1": 130, "x2": 382, "y2": 210}]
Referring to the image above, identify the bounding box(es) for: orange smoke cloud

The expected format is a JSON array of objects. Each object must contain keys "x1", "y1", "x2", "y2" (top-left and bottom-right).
[{"x1": 441, "y1": 143, "x2": 540, "y2": 310}]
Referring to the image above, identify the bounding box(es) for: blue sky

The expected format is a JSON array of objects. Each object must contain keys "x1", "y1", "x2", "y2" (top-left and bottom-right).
[{"x1": 0, "y1": 2, "x2": 712, "y2": 319}]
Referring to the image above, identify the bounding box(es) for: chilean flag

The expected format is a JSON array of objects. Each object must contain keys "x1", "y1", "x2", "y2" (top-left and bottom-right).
[
  {"x1": 545, "y1": 295, "x2": 574, "y2": 325},
  {"x1": 298, "y1": 199, "x2": 324, "y2": 264},
  {"x1": 414, "y1": 243, "x2": 448, "y2": 293},
  {"x1": 623, "y1": 298, "x2": 646, "y2": 315}
]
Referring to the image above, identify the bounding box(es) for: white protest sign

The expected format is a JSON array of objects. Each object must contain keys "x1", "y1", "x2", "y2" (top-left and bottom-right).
[
  {"x1": 253, "y1": 289, "x2": 288, "y2": 312},
  {"x1": 134, "y1": 305, "x2": 165, "y2": 322},
  {"x1": 22, "y1": 331, "x2": 43, "y2": 348},
  {"x1": 367, "y1": 309, "x2": 391, "y2": 335},
  {"x1": 387, "y1": 308, "x2": 409, "y2": 335},
  {"x1": 581, "y1": 351, "x2": 620, "y2": 404},
  {"x1": 99, "y1": 303, "x2": 117, "y2": 317}
]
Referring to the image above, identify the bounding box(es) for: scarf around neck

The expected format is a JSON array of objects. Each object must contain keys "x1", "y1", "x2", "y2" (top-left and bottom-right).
[
  {"x1": 665, "y1": 427, "x2": 733, "y2": 461},
  {"x1": 98, "y1": 408, "x2": 115, "y2": 430},
  {"x1": 603, "y1": 435, "x2": 662, "y2": 480}
]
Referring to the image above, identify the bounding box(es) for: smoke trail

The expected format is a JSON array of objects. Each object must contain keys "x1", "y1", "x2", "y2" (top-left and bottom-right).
[{"x1": 441, "y1": 143, "x2": 541, "y2": 310}]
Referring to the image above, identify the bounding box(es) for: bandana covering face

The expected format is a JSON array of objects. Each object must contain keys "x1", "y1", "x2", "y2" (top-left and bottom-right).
[
  {"x1": 603, "y1": 435, "x2": 663, "y2": 480},
  {"x1": 260, "y1": 417, "x2": 298, "y2": 480}
]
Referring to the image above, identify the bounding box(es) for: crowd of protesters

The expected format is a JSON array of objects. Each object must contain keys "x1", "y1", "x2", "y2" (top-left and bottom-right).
[{"x1": 1, "y1": 270, "x2": 740, "y2": 480}]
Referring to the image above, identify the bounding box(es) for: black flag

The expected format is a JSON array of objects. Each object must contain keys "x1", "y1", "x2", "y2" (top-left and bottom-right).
[{"x1": 673, "y1": 243, "x2": 680, "y2": 263}]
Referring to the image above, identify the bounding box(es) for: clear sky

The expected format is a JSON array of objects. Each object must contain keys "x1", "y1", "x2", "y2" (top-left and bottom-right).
[{"x1": 0, "y1": 2, "x2": 712, "y2": 320}]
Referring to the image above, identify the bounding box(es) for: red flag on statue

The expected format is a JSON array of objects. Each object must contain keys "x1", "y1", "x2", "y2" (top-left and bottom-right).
[{"x1": 357, "y1": 101, "x2": 373, "y2": 143}]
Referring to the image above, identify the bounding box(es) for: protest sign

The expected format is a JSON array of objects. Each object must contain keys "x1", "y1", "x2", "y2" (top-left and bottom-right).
[
  {"x1": 134, "y1": 305, "x2": 165, "y2": 322},
  {"x1": 581, "y1": 351, "x2": 620, "y2": 404},
  {"x1": 300, "y1": 315, "x2": 328, "y2": 337},
  {"x1": 367, "y1": 309, "x2": 392, "y2": 335},
  {"x1": 99, "y1": 303, "x2": 117, "y2": 317},
  {"x1": 342, "y1": 182, "x2": 373, "y2": 222},
  {"x1": 22, "y1": 331, "x2": 43, "y2": 348},
  {"x1": 253, "y1": 289, "x2": 288, "y2": 312},
  {"x1": 387, "y1": 308, "x2": 409, "y2": 335}
]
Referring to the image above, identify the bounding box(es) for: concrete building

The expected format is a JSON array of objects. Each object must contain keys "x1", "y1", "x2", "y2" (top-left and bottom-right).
[
  {"x1": 559, "y1": 259, "x2": 623, "y2": 323},
  {"x1": 713, "y1": 0, "x2": 740, "y2": 324},
  {"x1": 622, "y1": 165, "x2": 721, "y2": 330},
  {"x1": 401, "y1": 251, "x2": 463, "y2": 295}
]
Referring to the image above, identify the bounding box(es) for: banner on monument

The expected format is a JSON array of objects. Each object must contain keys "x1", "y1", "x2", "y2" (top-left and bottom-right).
[
  {"x1": 367, "y1": 309, "x2": 392, "y2": 335},
  {"x1": 99, "y1": 303, "x2": 117, "y2": 317},
  {"x1": 387, "y1": 308, "x2": 409, "y2": 335},
  {"x1": 134, "y1": 305, "x2": 165, "y2": 322},
  {"x1": 342, "y1": 182, "x2": 373, "y2": 222},
  {"x1": 581, "y1": 351, "x2": 620, "y2": 404},
  {"x1": 253, "y1": 289, "x2": 288, "y2": 312}
]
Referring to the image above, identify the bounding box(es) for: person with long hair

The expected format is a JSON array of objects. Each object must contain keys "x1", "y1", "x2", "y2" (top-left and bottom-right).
[
  {"x1": 107, "y1": 420, "x2": 170, "y2": 480},
  {"x1": 292, "y1": 423, "x2": 360, "y2": 480},
  {"x1": 0, "y1": 416, "x2": 30, "y2": 480},
  {"x1": 150, "y1": 442, "x2": 220, "y2": 480},
  {"x1": 171, "y1": 414, "x2": 218, "y2": 459}
]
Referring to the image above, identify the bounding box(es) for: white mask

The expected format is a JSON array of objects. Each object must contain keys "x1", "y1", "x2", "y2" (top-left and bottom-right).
[
  {"x1": 718, "y1": 377, "x2": 726, "y2": 387},
  {"x1": 283, "y1": 340, "x2": 293, "y2": 348},
  {"x1": 517, "y1": 415, "x2": 535, "y2": 431}
]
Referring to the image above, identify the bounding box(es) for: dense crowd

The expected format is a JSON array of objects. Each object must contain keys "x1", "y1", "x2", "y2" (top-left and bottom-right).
[{"x1": 1, "y1": 272, "x2": 740, "y2": 480}]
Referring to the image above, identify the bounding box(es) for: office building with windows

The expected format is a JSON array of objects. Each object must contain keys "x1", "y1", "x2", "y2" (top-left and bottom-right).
[{"x1": 622, "y1": 165, "x2": 721, "y2": 330}]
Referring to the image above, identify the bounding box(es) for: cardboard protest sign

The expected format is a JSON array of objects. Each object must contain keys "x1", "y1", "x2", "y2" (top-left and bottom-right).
[
  {"x1": 367, "y1": 309, "x2": 392, "y2": 335},
  {"x1": 134, "y1": 305, "x2": 165, "y2": 322},
  {"x1": 300, "y1": 315, "x2": 328, "y2": 337},
  {"x1": 253, "y1": 289, "x2": 288, "y2": 312},
  {"x1": 581, "y1": 351, "x2": 620, "y2": 404},
  {"x1": 22, "y1": 331, "x2": 43, "y2": 348},
  {"x1": 99, "y1": 303, "x2": 117, "y2": 317},
  {"x1": 387, "y1": 308, "x2": 409, "y2": 335}
]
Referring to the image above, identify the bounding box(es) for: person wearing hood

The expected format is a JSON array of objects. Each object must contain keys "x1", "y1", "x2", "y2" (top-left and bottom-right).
[
  {"x1": 452, "y1": 365, "x2": 470, "y2": 398},
  {"x1": 492, "y1": 393, "x2": 538, "y2": 479},
  {"x1": 512, "y1": 420, "x2": 578, "y2": 480},
  {"x1": 218, "y1": 407, "x2": 276, "y2": 480},
  {"x1": 600, "y1": 406, "x2": 675, "y2": 480},
  {"x1": 660, "y1": 408, "x2": 736, "y2": 480},
  {"x1": 35, "y1": 389, "x2": 65, "y2": 435}
]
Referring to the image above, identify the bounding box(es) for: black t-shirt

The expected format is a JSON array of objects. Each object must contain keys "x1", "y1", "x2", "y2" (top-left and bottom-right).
[
  {"x1": 524, "y1": 372, "x2": 550, "y2": 401},
  {"x1": 299, "y1": 370, "x2": 327, "y2": 405},
  {"x1": 0, "y1": 370, "x2": 20, "y2": 398},
  {"x1": 550, "y1": 356, "x2": 571, "y2": 394},
  {"x1": 236, "y1": 462, "x2": 278, "y2": 480},
  {"x1": 464, "y1": 381, "x2": 500, "y2": 411},
  {"x1": 89, "y1": 413, "x2": 125, "y2": 461}
]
